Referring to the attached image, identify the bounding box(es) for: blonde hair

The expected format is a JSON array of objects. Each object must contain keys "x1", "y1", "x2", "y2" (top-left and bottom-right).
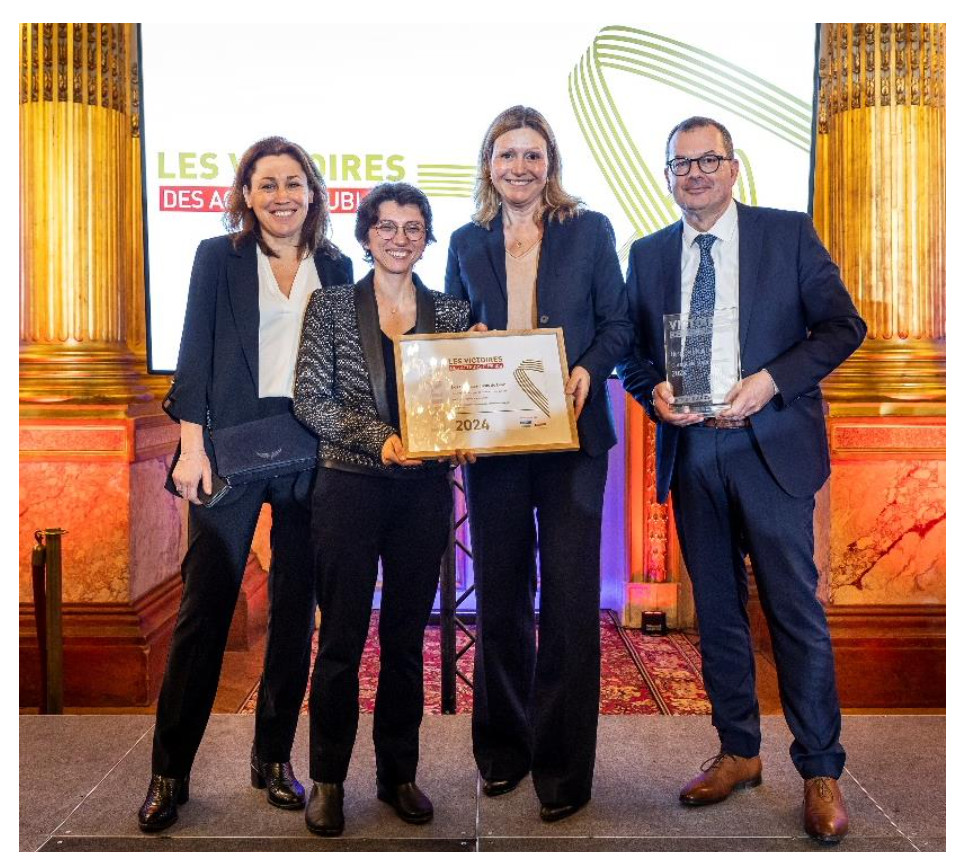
[{"x1": 472, "y1": 105, "x2": 582, "y2": 228}]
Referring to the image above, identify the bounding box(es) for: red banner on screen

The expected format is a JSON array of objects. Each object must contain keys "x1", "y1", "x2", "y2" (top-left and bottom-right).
[
  {"x1": 328, "y1": 188, "x2": 370, "y2": 214},
  {"x1": 159, "y1": 186, "x2": 371, "y2": 214},
  {"x1": 159, "y1": 186, "x2": 232, "y2": 212}
]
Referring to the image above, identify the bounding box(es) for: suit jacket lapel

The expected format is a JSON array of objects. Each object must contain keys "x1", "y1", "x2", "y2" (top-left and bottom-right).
[
  {"x1": 312, "y1": 250, "x2": 337, "y2": 287},
  {"x1": 661, "y1": 220, "x2": 688, "y2": 315},
  {"x1": 736, "y1": 201, "x2": 762, "y2": 353},
  {"x1": 657, "y1": 221, "x2": 684, "y2": 375},
  {"x1": 535, "y1": 216, "x2": 560, "y2": 317},
  {"x1": 226, "y1": 240, "x2": 260, "y2": 390},
  {"x1": 484, "y1": 211, "x2": 508, "y2": 303},
  {"x1": 665, "y1": 221, "x2": 684, "y2": 317},
  {"x1": 354, "y1": 271, "x2": 392, "y2": 425}
]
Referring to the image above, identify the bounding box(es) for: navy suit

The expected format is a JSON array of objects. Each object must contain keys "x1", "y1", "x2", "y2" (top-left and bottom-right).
[
  {"x1": 446, "y1": 209, "x2": 632, "y2": 806},
  {"x1": 153, "y1": 234, "x2": 353, "y2": 777},
  {"x1": 618, "y1": 202, "x2": 866, "y2": 778}
]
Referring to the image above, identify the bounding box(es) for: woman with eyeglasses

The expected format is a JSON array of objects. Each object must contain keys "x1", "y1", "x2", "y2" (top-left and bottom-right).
[{"x1": 293, "y1": 182, "x2": 471, "y2": 836}]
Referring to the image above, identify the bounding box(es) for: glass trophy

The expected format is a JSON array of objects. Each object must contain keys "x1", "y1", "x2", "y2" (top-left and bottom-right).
[{"x1": 663, "y1": 307, "x2": 740, "y2": 416}]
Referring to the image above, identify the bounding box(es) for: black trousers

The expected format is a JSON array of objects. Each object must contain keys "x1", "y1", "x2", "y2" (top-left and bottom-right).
[
  {"x1": 309, "y1": 467, "x2": 452, "y2": 785},
  {"x1": 151, "y1": 472, "x2": 315, "y2": 777},
  {"x1": 465, "y1": 450, "x2": 608, "y2": 807},
  {"x1": 673, "y1": 426, "x2": 845, "y2": 779}
]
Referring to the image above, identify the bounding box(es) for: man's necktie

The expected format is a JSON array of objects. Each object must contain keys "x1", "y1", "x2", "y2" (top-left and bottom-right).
[{"x1": 683, "y1": 233, "x2": 718, "y2": 397}]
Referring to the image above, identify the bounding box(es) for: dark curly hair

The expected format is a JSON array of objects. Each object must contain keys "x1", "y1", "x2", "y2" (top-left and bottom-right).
[
  {"x1": 354, "y1": 182, "x2": 436, "y2": 264},
  {"x1": 223, "y1": 136, "x2": 339, "y2": 259}
]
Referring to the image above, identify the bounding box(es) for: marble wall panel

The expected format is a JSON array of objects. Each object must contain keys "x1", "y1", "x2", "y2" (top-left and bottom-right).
[
  {"x1": 830, "y1": 460, "x2": 945, "y2": 605},
  {"x1": 20, "y1": 460, "x2": 132, "y2": 603},
  {"x1": 129, "y1": 454, "x2": 185, "y2": 602}
]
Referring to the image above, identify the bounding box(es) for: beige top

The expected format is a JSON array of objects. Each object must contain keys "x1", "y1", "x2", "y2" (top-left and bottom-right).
[{"x1": 505, "y1": 240, "x2": 541, "y2": 331}]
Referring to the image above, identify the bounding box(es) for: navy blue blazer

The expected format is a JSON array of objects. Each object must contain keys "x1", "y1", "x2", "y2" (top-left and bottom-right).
[
  {"x1": 445, "y1": 209, "x2": 633, "y2": 457},
  {"x1": 618, "y1": 202, "x2": 866, "y2": 502},
  {"x1": 164, "y1": 234, "x2": 353, "y2": 432}
]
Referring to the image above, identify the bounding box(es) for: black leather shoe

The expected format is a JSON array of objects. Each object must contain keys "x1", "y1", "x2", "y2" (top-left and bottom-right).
[
  {"x1": 138, "y1": 773, "x2": 189, "y2": 833},
  {"x1": 376, "y1": 781, "x2": 433, "y2": 824},
  {"x1": 539, "y1": 799, "x2": 588, "y2": 823},
  {"x1": 305, "y1": 782, "x2": 344, "y2": 837},
  {"x1": 250, "y1": 748, "x2": 305, "y2": 810},
  {"x1": 482, "y1": 772, "x2": 527, "y2": 798}
]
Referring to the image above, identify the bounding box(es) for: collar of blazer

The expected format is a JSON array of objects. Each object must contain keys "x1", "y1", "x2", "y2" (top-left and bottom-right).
[
  {"x1": 353, "y1": 269, "x2": 437, "y2": 427},
  {"x1": 225, "y1": 236, "x2": 349, "y2": 392},
  {"x1": 482, "y1": 208, "x2": 564, "y2": 312}
]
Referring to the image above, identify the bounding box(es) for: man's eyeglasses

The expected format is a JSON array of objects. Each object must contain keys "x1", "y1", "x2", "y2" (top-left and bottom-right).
[
  {"x1": 666, "y1": 154, "x2": 734, "y2": 177},
  {"x1": 374, "y1": 221, "x2": 426, "y2": 241}
]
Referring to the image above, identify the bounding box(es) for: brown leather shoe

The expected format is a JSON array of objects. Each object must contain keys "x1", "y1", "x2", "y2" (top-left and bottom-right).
[
  {"x1": 804, "y1": 776, "x2": 849, "y2": 844},
  {"x1": 679, "y1": 752, "x2": 762, "y2": 805}
]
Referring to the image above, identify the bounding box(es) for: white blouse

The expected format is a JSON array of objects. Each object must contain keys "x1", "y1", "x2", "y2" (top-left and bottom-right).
[{"x1": 256, "y1": 244, "x2": 321, "y2": 398}]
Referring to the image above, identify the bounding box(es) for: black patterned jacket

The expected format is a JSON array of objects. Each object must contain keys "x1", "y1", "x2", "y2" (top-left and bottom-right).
[{"x1": 294, "y1": 270, "x2": 471, "y2": 476}]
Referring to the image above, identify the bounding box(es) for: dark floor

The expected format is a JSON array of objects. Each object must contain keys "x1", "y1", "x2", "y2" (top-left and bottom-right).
[{"x1": 20, "y1": 714, "x2": 944, "y2": 852}]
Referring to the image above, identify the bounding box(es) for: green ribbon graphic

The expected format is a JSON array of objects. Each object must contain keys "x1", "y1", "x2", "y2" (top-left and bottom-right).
[{"x1": 569, "y1": 26, "x2": 811, "y2": 248}]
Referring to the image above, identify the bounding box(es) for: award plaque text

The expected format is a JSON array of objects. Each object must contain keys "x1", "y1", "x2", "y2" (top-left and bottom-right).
[{"x1": 395, "y1": 329, "x2": 580, "y2": 458}]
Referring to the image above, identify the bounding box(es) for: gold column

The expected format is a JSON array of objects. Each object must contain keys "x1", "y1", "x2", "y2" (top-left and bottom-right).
[
  {"x1": 804, "y1": 25, "x2": 945, "y2": 709},
  {"x1": 20, "y1": 23, "x2": 151, "y2": 404},
  {"x1": 815, "y1": 23, "x2": 945, "y2": 403},
  {"x1": 19, "y1": 24, "x2": 189, "y2": 707}
]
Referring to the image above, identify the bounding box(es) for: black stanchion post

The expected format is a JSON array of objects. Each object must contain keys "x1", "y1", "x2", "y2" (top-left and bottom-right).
[
  {"x1": 439, "y1": 476, "x2": 457, "y2": 714},
  {"x1": 43, "y1": 528, "x2": 66, "y2": 714},
  {"x1": 31, "y1": 531, "x2": 48, "y2": 714}
]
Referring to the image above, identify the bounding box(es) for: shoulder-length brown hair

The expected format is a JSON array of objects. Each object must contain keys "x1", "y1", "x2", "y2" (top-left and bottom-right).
[
  {"x1": 472, "y1": 105, "x2": 583, "y2": 228},
  {"x1": 223, "y1": 136, "x2": 339, "y2": 259}
]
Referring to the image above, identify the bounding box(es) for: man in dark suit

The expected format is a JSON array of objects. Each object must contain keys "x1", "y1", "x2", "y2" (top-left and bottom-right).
[{"x1": 618, "y1": 117, "x2": 866, "y2": 844}]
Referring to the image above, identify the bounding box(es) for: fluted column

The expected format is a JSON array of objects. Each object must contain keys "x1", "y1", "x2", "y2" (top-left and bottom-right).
[
  {"x1": 19, "y1": 24, "x2": 192, "y2": 708},
  {"x1": 19, "y1": 23, "x2": 150, "y2": 404},
  {"x1": 815, "y1": 23, "x2": 945, "y2": 402},
  {"x1": 799, "y1": 24, "x2": 945, "y2": 708}
]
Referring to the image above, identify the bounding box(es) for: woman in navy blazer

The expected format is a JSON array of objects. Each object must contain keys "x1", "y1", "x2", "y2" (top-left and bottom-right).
[
  {"x1": 138, "y1": 137, "x2": 353, "y2": 832},
  {"x1": 445, "y1": 106, "x2": 632, "y2": 821}
]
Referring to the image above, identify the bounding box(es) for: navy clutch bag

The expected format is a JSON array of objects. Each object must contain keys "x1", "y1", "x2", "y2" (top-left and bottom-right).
[{"x1": 211, "y1": 413, "x2": 318, "y2": 486}]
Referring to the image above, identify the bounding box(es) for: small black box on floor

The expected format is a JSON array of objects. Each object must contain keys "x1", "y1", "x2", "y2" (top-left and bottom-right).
[{"x1": 641, "y1": 611, "x2": 668, "y2": 636}]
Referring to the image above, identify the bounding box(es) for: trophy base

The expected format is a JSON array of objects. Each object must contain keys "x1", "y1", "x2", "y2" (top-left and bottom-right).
[{"x1": 673, "y1": 399, "x2": 730, "y2": 417}]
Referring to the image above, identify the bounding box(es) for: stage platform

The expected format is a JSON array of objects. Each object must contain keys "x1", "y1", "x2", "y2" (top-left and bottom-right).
[{"x1": 20, "y1": 714, "x2": 944, "y2": 852}]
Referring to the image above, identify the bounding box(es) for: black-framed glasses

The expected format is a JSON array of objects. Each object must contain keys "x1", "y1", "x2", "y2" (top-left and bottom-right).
[
  {"x1": 374, "y1": 221, "x2": 425, "y2": 241},
  {"x1": 666, "y1": 154, "x2": 734, "y2": 176}
]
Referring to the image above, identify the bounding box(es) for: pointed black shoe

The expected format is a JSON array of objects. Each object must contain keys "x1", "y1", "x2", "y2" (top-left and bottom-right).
[
  {"x1": 539, "y1": 799, "x2": 588, "y2": 823},
  {"x1": 376, "y1": 781, "x2": 434, "y2": 824},
  {"x1": 305, "y1": 782, "x2": 345, "y2": 836},
  {"x1": 138, "y1": 773, "x2": 189, "y2": 833},
  {"x1": 250, "y1": 748, "x2": 305, "y2": 810}
]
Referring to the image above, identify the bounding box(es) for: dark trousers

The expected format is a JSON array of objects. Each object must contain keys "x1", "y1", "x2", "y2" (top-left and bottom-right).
[
  {"x1": 673, "y1": 426, "x2": 845, "y2": 779},
  {"x1": 151, "y1": 472, "x2": 315, "y2": 777},
  {"x1": 309, "y1": 467, "x2": 452, "y2": 785},
  {"x1": 465, "y1": 449, "x2": 608, "y2": 807}
]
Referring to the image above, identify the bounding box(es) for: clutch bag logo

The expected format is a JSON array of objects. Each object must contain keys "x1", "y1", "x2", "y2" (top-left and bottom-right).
[
  {"x1": 255, "y1": 447, "x2": 283, "y2": 460},
  {"x1": 514, "y1": 359, "x2": 550, "y2": 418}
]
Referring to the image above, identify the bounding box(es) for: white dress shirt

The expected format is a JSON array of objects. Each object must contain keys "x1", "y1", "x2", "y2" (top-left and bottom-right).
[
  {"x1": 680, "y1": 198, "x2": 739, "y2": 396},
  {"x1": 257, "y1": 245, "x2": 321, "y2": 398}
]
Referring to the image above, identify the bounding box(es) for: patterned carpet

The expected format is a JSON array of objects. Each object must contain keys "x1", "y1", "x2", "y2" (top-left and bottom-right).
[{"x1": 238, "y1": 610, "x2": 710, "y2": 716}]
